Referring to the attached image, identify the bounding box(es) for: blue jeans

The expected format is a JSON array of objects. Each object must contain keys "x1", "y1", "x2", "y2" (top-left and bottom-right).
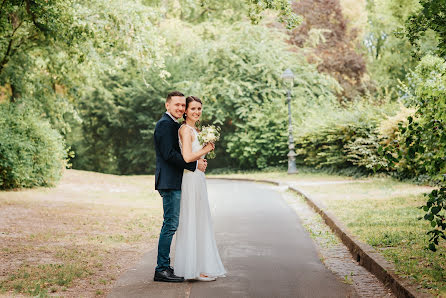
[{"x1": 155, "y1": 190, "x2": 181, "y2": 272}]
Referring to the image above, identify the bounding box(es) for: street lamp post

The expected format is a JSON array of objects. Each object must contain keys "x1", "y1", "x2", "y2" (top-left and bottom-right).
[{"x1": 282, "y1": 68, "x2": 298, "y2": 174}]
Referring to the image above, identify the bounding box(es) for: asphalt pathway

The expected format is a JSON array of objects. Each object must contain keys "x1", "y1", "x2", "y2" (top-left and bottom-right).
[{"x1": 109, "y1": 180, "x2": 356, "y2": 298}]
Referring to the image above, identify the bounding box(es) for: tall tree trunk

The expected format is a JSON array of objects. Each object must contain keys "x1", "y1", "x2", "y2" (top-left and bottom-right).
[{"x1": 10, "y1": 84, "x2": 20, "y2": 102}]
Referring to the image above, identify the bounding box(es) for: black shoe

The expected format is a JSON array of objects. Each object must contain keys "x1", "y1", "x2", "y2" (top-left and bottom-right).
[{"x1": 154, "y1": 269, "x2": 184, "y2": 283}]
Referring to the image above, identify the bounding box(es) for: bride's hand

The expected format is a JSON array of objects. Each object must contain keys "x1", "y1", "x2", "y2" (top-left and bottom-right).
[{"x1": 204, "y1": 143, "x2": 215, "y2": 153}]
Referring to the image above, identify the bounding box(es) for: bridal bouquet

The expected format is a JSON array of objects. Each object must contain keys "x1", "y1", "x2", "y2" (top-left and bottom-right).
[{"x1": 197, "y1": 125, "x2": 221, "y2": 159}]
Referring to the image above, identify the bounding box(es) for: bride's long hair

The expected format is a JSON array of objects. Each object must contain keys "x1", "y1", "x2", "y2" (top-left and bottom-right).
[{"x1": 183, "y1": 96, "x2": 202, "y2": 124}]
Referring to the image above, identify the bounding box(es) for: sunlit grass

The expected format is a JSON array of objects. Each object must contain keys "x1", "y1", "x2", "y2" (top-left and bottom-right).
[
  {"x1": 0, "y1": 246, "x2": 102, "y2": 296},
  {"x1": 1, "y1": 262, "x2": 87, "y2": 296},
  {"x1": 322, "y1": 194, "x2": 446, "y2": 295}
]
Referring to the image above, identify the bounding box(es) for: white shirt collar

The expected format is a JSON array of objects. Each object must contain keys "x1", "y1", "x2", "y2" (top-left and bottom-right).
[{"x1": 165, "y1": 111, "x2": 179, "y2": 123}]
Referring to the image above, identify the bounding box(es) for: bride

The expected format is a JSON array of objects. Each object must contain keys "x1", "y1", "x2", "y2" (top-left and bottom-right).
[{"x1": 174, "y1": 96, "x2": 226, "y2": 281}]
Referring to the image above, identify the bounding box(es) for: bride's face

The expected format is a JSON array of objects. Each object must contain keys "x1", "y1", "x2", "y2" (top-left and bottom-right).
[{"x1": 186, "y1": 100, "x2": 202, "y2": 122}]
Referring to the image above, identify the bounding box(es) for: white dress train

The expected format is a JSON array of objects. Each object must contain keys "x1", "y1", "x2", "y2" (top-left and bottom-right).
[{"x1": 174, "y1": 125, "x2": 226, "y2": 279}]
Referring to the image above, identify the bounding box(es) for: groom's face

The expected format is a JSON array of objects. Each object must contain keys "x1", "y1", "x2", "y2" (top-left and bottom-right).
[{"x1": 166, "y1": 96, "x2": 186, "y2": 119}]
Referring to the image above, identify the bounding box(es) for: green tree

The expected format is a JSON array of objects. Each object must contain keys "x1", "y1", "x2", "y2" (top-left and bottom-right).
[
  {"x1": 364, "y1": 0, "x2": 422, "y2": 99},
  {"x1": 389, "y1": 0, "x2": 446, "y2": 251},
  {"x1": 1, "y1": 0, "x2": 169, "y2": 186},
  {"x1": 0, "y1": 0, "x2": 86, "y2": 132},
  {"x1": 406, "y1": 0, "x2": 445, "y2": 57},
  {"x1": 382, "y1": 55, "x2": 446, "y2": 250},
  {"x1": 70, "y1": 64, "x2": 167, "y2": 174}
]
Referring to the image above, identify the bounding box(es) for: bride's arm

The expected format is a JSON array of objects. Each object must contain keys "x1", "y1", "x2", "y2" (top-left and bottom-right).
[{"x1": 179, "y1": 126, "x2": 214, "y2": 163}]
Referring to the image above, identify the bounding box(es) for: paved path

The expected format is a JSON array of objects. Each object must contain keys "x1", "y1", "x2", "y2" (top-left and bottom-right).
[{"x1": 109, "y1": 180, "x2": 356, "y2": 298}]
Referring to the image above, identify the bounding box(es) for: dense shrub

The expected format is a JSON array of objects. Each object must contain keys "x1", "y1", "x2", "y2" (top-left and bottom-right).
[
  {"x1": 0, "y1": 103, "x2": 67, "y2": 189},
  {"x1": 294, "y1": 102, "x2": 393, "y2": 173},
  {"x1": 382, "y1": 56, "x2": 446, "y2": 181},
  {"x1": 377, "y1": 105, "x2": 421, "y2": 179}
]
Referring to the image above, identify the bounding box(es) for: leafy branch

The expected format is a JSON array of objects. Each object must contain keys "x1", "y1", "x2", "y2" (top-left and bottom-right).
[
  {"x1": 0, "y1": 15, "x2": 24, "y2": 75},
  {"x1": 24, "y1": 0, "x2": 49, "y2": 33},
  {"x1": 248, "y1": 0, "x2": 301, "y2": 29},
  {"x1": 0, "y1": 0, "x2": 7, "y2": 16}
]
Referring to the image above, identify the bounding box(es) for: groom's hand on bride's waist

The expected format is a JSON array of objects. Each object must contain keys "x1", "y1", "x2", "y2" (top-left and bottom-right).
[{"x1": 197, "y1": 158, "x2": 207, "y2": 172}]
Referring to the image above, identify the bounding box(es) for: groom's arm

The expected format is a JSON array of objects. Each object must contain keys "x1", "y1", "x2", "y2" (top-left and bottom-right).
[{"x1": 155, "y1": 121, "x2": 197, "y2": 171}]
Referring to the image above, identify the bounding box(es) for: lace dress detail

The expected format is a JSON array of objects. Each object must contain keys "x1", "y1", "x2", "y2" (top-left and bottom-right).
[{"x1": 174, "y1": 124, "x2": 226, "y2": 279}]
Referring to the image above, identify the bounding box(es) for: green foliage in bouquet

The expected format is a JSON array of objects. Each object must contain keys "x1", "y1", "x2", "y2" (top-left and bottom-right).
[
  {"x1": 0, "y1": 103, "x2": 67, "y2": 189},
  {"x1": 197, "y1": 125, "x2": 221, "y2": 159}
]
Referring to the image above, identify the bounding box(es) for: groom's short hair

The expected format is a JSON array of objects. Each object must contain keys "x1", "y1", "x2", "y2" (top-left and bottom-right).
[{"x1": 166, "y1": 91, "x2": 185, "y2": 102}]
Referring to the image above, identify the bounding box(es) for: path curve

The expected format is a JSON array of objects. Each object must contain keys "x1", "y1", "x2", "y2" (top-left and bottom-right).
[{"x1": 109, "y1": 180, "x2": 356, "y2": 298}]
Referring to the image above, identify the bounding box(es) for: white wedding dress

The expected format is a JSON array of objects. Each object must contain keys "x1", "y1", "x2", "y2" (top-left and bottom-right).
[{"x1": 174, "y1": 124, "x2": 226, "y2": 279}]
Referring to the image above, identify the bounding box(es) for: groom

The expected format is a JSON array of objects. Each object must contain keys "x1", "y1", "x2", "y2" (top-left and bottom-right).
[{"x1": 153, "y1": 91, "x2": 207, "y2": 282}]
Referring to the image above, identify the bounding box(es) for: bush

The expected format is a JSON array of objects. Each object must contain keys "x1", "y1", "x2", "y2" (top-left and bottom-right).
[
  {"x1": 0, "y1": 103, "x2": 67, "y2": 189},
  {"x1": 383, "y1": 56, "x2": 446, "y2": 181},
  {"x1": 294, "y1": 101, "x2": 393, "y2": 173}
]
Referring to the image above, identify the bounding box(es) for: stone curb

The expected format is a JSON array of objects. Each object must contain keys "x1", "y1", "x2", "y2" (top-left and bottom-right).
[{"x1": 208, "y1": 177, "x2": 428, "y2": 298}]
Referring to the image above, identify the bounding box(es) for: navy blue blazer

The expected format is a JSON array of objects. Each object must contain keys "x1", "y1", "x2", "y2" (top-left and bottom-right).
[{"x1": 154, "y1": 113, "x2": 197, "y2": 190}]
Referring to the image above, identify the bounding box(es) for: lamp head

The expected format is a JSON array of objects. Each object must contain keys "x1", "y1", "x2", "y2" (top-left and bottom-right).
[{"x1": 282, "y1": 68, "x2": 294, "y2": 87}]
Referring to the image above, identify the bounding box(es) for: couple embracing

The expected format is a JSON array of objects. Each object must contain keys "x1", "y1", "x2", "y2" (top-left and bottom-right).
[{"x1": 153, "y1": 91, "x2": 226, "y2": 283}]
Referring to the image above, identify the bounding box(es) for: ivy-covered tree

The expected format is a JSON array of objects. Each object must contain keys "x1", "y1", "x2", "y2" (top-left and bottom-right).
[
  {"x1": 0, "y1": 0, "x2": 85, "y2": 132},
  {"x1": 0, "y1": 0, "x2": 168, "y2": 133}
]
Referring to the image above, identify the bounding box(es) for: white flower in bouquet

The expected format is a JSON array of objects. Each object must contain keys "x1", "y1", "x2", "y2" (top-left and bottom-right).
[{"x1": 197, "y1": 125, "x2": 221, "y2": 159}]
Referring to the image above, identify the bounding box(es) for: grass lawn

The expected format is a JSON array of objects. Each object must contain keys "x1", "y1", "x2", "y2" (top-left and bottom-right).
[
  {"x1": 0, "y1": 169, "x2": 162, "y2": 297},
  {"x1": 211, "y1": 170, "x2": 446, "y2": 297}
]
